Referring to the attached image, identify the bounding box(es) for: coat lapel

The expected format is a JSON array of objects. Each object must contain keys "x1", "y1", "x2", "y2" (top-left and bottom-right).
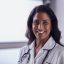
[{"x1": 29, "y1": 41, "x2": 34, "y2": 64}]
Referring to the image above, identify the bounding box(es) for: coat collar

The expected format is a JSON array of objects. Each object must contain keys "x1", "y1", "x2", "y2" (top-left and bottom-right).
[
  {"x1": 29, "y1": 36, "x2": 56, "y2": 50},
  {"x1": 42, "y1": 36, "x2": 56, "y2": 50}
]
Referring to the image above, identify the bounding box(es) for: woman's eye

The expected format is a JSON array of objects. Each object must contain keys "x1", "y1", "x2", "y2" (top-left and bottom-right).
[
  {"x1": 44, "y1": 22, "x2": 48, "y2": 25},
  {"x1": 43, "y1": 21, "x2": 48, "y2": 25},
  {"x1": 33, "y1": 20, "x2": 39, "y2": 25}
]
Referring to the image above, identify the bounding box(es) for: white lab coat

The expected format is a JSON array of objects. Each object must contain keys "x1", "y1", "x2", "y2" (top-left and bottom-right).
[{"x1": 18, "y1": 37, "x2": 64, "y2": 64}]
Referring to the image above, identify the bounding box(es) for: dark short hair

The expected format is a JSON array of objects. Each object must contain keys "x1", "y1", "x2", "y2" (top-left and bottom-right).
[{"x1": 26, "y1": 5, "x2": 61, "y2": 45}]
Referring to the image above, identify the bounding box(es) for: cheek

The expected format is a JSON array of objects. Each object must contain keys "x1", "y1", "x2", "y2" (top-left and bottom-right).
[
  {"x1": 32, "y1": 25, "x2": 38, "y2": 36},
  {"x1": 32, "y1": 25, "x2": 37, "y2": 32},
  {"x1": 47, "y1": 25, "x2": 52, "y2": 33}
]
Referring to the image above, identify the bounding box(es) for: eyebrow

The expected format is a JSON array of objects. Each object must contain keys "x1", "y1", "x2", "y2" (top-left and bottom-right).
[
  {"x1": 37, "y1": 19, "x2": 49, "y2": 22},
  {"x1": 33, "y1": 19, "x2": 50, "y2": 22},
  {"x1": 42, "y1": 19, "x2": 50, "y2": 21}
]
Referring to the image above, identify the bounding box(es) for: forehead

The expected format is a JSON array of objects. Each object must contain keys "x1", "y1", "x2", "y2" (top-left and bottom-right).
[{"x1": 33, "y1": 12, "x2": 51, "y2": 20}]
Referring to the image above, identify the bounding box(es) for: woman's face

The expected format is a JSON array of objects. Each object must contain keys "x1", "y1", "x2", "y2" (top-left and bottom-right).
[{"x1": 32, "y1": 12, "x2": 52, "y2": 40}]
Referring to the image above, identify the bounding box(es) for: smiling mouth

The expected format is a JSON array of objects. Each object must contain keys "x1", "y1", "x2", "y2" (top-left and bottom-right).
[
  {"x1": 36, "y1": 30, "x2": 45, "y2": 34},
  {"x1": 38, "y1": 31, "x2": 44, "y2": 33}
]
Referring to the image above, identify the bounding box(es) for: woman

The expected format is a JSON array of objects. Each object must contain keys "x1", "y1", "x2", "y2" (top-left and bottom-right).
[{"x1": 18, "y1": 5, "x2": 64, "y2": 64}]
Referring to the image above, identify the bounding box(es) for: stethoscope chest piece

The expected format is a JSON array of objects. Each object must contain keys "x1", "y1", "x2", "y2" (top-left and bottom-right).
[{"x1": 21, "y1": 49, "x2": 31, "y2": 63}]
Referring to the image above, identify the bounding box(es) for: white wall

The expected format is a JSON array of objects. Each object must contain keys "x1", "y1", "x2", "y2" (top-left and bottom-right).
[{"x1": 0, "y1": 0, "x2": 42, "y2": 42}]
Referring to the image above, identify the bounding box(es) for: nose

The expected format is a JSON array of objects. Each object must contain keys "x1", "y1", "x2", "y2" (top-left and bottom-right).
[{"x1": 38, "y1": 23, "x2": 43, "y2": 30}]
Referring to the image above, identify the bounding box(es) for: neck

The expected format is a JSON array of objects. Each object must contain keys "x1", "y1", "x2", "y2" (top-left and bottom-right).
[
  {"x1": 34, "y1": 37, "x2": 49, "y2": 56},
  {"x1": 35, "y1": 38, "x2": 48, "y2": 48}
]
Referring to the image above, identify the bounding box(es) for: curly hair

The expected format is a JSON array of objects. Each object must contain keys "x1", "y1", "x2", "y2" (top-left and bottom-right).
[{"x1": 26, "y1": 5, "x2": 61, "y2": 45}]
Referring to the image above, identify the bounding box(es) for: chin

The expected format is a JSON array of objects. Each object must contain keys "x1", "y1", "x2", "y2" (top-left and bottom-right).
[{"x1": 36, "y1": 34, "x2": 49, "y2": 40}]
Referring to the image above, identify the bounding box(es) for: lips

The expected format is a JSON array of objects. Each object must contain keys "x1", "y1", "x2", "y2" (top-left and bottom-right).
[{"x1": 36, "y1": 30, "x2": 45, "y2": 34}]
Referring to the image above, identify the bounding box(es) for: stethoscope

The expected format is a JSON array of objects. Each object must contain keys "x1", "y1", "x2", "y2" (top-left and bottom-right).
[
  {"x1": 21, "y1": 49, "x2": 31, "y2": 63},
  {"x1": 20, "y1": 43, "x2": 56, "y2": 64},
  {"x1": 42, "y1": 43, "x2": 56, "y2": 64}
]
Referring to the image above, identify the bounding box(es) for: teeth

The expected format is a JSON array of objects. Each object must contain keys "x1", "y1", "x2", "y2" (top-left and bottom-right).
[
  {"x1": 38, "y1": 32, "x2": 44, "y2": 33},
  {"x1": 38, "y1": 31, "x2": 44, "y2": 33},
  {"x1": 36, "y1": 30, "x2": 45, "y2": 33}
]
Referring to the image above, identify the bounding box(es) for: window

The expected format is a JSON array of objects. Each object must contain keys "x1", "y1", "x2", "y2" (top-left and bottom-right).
[{"x1": 0, "y1": 0, "x2": 43, "y2": 43}]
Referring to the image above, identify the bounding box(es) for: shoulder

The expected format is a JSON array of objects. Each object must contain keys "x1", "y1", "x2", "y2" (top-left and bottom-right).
[
  {"x1": 53, "y1": 43, "x2": 64, "y2": 56},
  {"x1": 19, "y1": 45, "x2": 29, "y2": 56},
  {"x1": 55, "y1": 44, "x2": 64, "y2": 63},
  {"x1": 55, "y1": 43, "x2": 64, "y2": 51},
  {"x1": 50, "y1": 43, "x2": 64, "y2": 60},
  {"x1": 20, "y1": 45, "x2": 28, "y2": 51},
  {"x1": 18, "y1": 45, "x2": 30, "y2": 63}
]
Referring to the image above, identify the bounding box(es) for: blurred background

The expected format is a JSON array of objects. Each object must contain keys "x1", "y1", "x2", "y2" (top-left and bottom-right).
[{"x1": 0, "y1": 0, "x2": 64, "y2": 64}]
